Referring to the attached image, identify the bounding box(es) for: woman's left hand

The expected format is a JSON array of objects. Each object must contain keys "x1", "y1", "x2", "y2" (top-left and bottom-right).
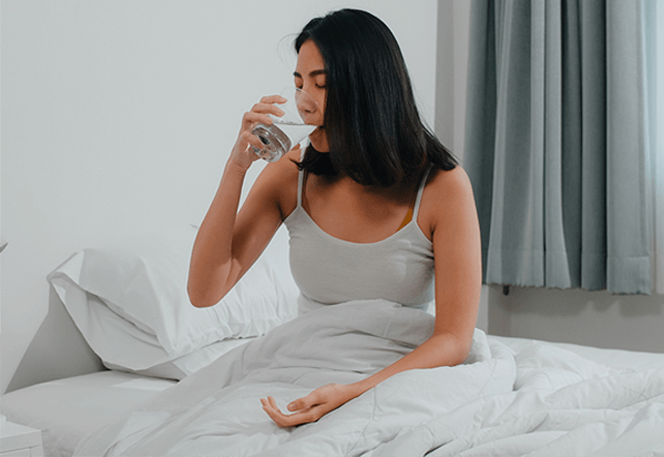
[{"x1": 260, "y1": 383, "x2": 360, "y2": 427}]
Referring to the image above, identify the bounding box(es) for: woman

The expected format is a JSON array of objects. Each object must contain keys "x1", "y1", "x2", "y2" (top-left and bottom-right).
[{"x1": 188, "y1": 8, "x2": 482, "y2": 428}]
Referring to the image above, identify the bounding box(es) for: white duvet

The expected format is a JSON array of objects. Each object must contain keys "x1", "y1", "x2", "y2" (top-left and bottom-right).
[{"x1": 74, "y1": 300, "x2": 664, "y2": 457}]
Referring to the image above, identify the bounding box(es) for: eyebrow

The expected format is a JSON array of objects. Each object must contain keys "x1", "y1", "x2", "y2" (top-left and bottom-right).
[{"x1": 293, "y1": 69, "x2": 326, "y2": 78}]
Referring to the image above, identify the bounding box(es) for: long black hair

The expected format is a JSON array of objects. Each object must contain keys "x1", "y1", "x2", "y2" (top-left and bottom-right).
[{"x1": 294, "y1": 9, "x2": 456, "y2": 187}]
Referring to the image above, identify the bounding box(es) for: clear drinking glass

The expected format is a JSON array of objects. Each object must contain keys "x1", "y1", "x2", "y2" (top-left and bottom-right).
[{"x1": 252, "y1": 88, "x2": 319, "y2": 162}]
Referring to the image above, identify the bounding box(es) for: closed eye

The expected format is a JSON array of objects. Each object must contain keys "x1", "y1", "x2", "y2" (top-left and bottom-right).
[{"x1": 294, "y1": 70, "x2": 326, "y2": 89}]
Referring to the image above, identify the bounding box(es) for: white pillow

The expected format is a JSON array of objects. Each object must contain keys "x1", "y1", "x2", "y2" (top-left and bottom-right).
[
  {"x1": 48, "y1": 225, "x2": 298, "y2": 375},
  {"x1": 104, "y1": 336, "x2": 260, "y2": 380}
]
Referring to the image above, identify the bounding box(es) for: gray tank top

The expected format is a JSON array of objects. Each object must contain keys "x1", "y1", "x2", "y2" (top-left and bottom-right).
[{"x1": 284, "y1": 161, "x2": 435, "y2": 313}]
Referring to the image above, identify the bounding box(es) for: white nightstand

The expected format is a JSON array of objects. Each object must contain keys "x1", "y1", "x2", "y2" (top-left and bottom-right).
[{"x1": 0, "y1": 419, "x2": 44, "y2": 457}]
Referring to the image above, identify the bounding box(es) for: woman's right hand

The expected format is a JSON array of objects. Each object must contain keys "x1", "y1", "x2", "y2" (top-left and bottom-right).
[{"x1": 229, "y1": 94, "x2": 287, "y2": 171}]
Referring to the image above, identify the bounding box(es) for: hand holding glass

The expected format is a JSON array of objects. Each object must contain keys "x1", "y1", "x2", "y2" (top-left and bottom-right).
[{"x1": 252, "y1": 88, "x2": 319, "y2": 162}]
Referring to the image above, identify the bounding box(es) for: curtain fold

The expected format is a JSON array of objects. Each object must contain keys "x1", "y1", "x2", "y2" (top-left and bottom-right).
[
  {"x1": 657, "y1": 0, "x2": 664, "y2": 295},
  {"x1": 465, "y1": 0, "x2": 652, "y2": 294},
  {"x1": 605, "y1": 1, "x2": 651, "y2": 294},
  {"x1": 644, "y1": 0, "x2": 664, "y2": 295}
]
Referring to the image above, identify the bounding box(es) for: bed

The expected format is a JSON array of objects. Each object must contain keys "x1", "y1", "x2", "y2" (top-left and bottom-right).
[{"x1": 3, "y1": 225, "x2": 664, "y2": 456}]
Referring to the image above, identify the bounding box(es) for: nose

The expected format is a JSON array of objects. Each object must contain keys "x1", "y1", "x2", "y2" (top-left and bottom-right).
[
  {"x1": 295, "y1": 90, "x2": 319, "y2": 124},
  {"x1": 296, "y1": 92, "x2": 316, "y2": 114}
]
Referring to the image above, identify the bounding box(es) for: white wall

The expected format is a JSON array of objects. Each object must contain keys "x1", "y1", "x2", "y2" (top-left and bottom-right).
[
  {"x1": 1, "y1": 0, "x2": 440, "y2": 394},
  {"x1": 498, "y1": 287, "x2": 664, "y2": 353},
  {"x1": 439, "y1": 0, "x2": 664, "y2": 353},
  {"x1": 436, "y1": 0, "x2": 495, "y2": 332}
]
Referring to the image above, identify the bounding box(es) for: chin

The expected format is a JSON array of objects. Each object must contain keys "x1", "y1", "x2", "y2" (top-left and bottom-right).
[{"x1": 308, "y1": 128, "x2": 329, "y2": 152}]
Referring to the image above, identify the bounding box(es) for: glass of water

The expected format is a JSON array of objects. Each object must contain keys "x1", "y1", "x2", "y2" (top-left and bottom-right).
[{"x1": 252, "y1": 88, "x2": 319, "y2": 162}]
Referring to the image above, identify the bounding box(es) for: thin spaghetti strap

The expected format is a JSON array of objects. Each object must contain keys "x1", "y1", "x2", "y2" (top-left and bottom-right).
[
  {"x1": 296, "y1": 144, "x2": 307, "y2": 208},
  {"x1": 412, "y1": 165, "x2": 433, "y2": 220},
  {"x1": 296, "y1": 167, "x2": 305, "y2": 208}
]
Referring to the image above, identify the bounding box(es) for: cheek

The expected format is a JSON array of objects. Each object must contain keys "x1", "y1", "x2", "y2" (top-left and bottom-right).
[
  {"x1": 317, "y1": 93, "x2": 327, "y2": 124},
  {"x1": 316, "y1": 100, "x2": 326, "y2": 126}
]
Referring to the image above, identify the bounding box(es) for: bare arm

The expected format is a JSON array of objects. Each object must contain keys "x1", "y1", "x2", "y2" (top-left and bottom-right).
[
  {"x1": 347, "y1": 167, "x2": 482, "y2": 388},
  {"x1": 261, "y1": 166, "x2": 482, "y2": 426},
  {"x1": 188, "y1": 95, "x2": 297, "y2": 308}
]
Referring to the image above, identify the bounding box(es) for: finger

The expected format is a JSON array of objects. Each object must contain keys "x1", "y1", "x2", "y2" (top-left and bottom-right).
[
  {"x1": 279, "y1": 407, "x2": 322, "y2": 427},
  {"x1": 261, "y1": 397, "x2": 281, "y2": 417},
  {"x1": 287, "y1": 390, "x2": 320, "y2": 412},
  {"x1": 262, "y1": 396, "x2": 327, "y2": 428},
  {"x1": 242, "y1": 111, "x2": 274, "y2": 129},
  {"x1": 287, "y1": 398, "x2": 303, "y2": 412},
  {"x1": 259, "y1": 94, "x2": 288, "y2": 105},
  {"x1": 262, "y1": 398, "x2": 294, "y2": 427},
  {"x1": 251, "y1": 101, "x2": 285, "y2": 117},
  {"x1": 264, "y1": 406, "x2": 314, "y2": 428},
  {"x1": 264, "y1": 397, "x2": 310, "y2": 426},
  {"x1": 240, "y1": 130, "x2": 265, "y2": 152},
  {"x1": 267, "y1": 396, "x2": 283, "y2": 413}
]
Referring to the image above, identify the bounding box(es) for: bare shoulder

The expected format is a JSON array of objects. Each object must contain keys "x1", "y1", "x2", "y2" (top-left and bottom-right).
[
  {"x1": 420, "y1": 165, "x2": 478, "y2": 235},
  {"x1": 259, "y1": 146, "x2": 302, "y2": 184},
  {"x1": 426, "y1": 165, "x2": 473, "y2": 197}
]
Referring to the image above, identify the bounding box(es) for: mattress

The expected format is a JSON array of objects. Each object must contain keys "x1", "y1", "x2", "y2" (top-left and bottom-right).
[{"x1": 2, "y1": 335, "x2": 663, "y2": 457}]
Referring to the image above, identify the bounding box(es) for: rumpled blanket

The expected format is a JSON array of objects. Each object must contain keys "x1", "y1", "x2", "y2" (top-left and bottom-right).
[
  {"x1": 74, "y1": 300, "x2": 512, "y2": 456},
  {"x1": 368, "y1": 342, "x2": 664, "y2": 456},
  {"x1": 74, "y1": 299, "x2": 664, "y2": 456}
]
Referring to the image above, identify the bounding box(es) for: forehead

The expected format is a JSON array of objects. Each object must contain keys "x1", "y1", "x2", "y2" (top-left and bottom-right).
[{"x1": 296, "y1": 40, "x2": 325, "y2": 74}]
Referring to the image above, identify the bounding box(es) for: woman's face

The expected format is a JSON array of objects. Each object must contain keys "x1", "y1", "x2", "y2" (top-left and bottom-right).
[{"x1": 294, "y1": 40, "x2": 329, "y2": 152}]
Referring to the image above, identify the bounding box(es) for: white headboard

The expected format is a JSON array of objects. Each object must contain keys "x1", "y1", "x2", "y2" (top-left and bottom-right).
[{"x1": 1, "y1": 0, "x2": 440, "y2": 394}]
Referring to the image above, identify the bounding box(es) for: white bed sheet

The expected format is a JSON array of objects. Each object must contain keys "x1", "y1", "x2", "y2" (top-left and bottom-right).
[
  {"x1": 2, "y1": 333, "x2": 663, "y2": 457},
  {"x1": 1, "y1": 371, "x2": 176, "y2": 457},
  {"x1": 494, "y1": 335, "x2": 664, "y2": 371}
]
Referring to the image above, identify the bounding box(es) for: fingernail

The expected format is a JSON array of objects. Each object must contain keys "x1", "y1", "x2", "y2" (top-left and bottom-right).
[{"x1": 287, "y1": 403, "x2": 295, "y2": 411}]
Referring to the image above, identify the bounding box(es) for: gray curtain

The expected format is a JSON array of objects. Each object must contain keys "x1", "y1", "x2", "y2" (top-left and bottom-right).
[{"x1": 464, "y1": 0, "x2": 652, "y2": 294}]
